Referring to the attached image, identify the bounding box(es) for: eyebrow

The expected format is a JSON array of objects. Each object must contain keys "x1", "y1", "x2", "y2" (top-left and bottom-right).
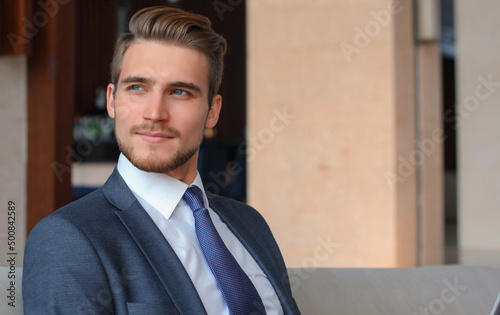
[
  {"x1": 119, "y1": 76, "x2": 202, "y2": 93},
  {"x1": 168, "y1": 81, "x2": 202, "y2": 93},
  {"x1": 120, "y1": 76, "x2": 153, "y2": 86}
]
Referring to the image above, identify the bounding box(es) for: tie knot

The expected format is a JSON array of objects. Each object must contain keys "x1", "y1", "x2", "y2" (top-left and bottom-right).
[{"x1": 182, "y1": 186, "x2": 205, "y2": 211}]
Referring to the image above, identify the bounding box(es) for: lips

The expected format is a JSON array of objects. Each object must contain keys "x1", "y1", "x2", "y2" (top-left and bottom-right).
[{"x1": 136, "y1": 131, "x2": 174, "y2": 143}]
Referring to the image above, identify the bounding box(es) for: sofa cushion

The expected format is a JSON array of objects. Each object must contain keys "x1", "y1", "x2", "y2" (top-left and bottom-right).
[{"x1": 288, "y1": 265, "x2": 500, "y2": 315}]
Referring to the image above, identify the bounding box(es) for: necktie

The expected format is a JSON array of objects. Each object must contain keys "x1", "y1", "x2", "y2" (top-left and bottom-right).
[{"x1": 182, "y1": 186, "x2": 266, "y2": 315}]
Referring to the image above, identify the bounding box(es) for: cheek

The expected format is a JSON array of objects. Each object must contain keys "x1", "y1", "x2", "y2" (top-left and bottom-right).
[
  {"x1": 173, "y1": 107, "x2": 207, "y2": 130},
  {"x1": 114, "y1": 100, "x2": 140, "y2": 127},
  {"x1": 181, "y1": 119, "x2": 204, "y2": 138},
  {"x1": 113, "y1": 111, "x2": 135, "y2": 138},
  {"x1": 113, "y1": 119, "x2": 127, "y2": 140}
]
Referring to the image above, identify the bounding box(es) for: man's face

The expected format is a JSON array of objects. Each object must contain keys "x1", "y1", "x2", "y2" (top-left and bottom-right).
[{"x1": 107, "y1": 40, "x2": 221, "y2": 183}]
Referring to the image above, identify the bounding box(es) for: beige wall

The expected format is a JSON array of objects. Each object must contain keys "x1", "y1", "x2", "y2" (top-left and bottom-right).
[
  {"x1": 456, "y1": 0, "x2": 500, "y2": 266},
  {"x1": 247, "y1": 0, "x2": 443, "y2": 267},
  {"x1": 0, "y1": 55, "x2": 27, "y2": 268}
]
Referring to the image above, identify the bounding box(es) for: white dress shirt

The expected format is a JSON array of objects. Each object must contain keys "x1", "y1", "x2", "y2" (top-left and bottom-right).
[{"x1": 117, "y1": 154, "x2": 283, "y2": 315}]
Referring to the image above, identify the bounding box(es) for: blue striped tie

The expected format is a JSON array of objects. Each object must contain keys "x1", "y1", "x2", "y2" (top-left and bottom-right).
[{"x1": 183, "y1": 186, "x2": 266, "y2": 315}]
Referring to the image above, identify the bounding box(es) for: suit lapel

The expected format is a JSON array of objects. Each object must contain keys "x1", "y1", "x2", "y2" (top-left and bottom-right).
[
  {"x1": 103, "y1": 169, "x2": 207, "y2": 315},
  {"x1": 208, "y1": 196, "x2": 293, "y2": 313}
]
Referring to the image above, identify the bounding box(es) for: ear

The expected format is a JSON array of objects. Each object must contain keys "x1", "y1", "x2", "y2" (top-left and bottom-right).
[
  {"x1": 106, "y1": 83, "x2": 116, "y2": 119},
  {"x1": 205, "y1": 94, "x2": 222, "y2": 129}
]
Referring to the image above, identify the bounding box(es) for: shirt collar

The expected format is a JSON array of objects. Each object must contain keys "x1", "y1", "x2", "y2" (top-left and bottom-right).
[{"x1": 117, "y1": 153, "x2": 207, "y2": 219}]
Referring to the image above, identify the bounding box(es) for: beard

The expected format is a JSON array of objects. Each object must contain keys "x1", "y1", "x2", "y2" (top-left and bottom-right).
[{"x1": 116, "y1": 122, "x2": 202, "y2": 174}]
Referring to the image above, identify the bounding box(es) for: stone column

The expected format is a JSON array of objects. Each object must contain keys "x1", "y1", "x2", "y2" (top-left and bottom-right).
[{"x1": 247, "y1": 0, "x2": 443, "y2": 267}]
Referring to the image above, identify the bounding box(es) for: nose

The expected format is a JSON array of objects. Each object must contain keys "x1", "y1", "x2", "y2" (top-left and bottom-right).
[{"x1": 143, "y1": 92, "x2": 168, "y2": 122}]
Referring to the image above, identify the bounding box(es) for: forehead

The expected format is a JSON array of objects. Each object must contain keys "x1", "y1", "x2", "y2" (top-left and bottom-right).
[{"x1": 119, "y1": 40, "x2": 210, "y2": 90}]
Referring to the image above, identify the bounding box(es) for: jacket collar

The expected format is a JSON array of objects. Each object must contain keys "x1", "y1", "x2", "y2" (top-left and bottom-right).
[{"x1": 102, "y1": 168, "x2": 207, "y2": 314}]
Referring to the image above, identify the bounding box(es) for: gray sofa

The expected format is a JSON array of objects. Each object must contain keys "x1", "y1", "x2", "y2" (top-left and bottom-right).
[
  {"x1": 289, "y1": 265, "x2": 500, "y2": 314},
  {"x1": 3, "y1": 265, "x2": 500, "y2": 314}
]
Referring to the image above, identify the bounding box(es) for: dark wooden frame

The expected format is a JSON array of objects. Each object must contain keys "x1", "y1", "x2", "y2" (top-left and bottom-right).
[
  {"x1": 27, "y1": 0, "x2": 76, "y2": 232},
  {"x1": 0, "y1": 0, "x2": 32, "y2": 54}
]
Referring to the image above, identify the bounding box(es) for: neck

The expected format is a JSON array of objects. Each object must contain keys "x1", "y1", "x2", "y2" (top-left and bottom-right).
[{"x1": 166, "y1": 152, "x2": 199, "y2": 184}]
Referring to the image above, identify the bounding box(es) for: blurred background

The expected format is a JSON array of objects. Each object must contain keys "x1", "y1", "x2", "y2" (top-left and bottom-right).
[{"x1": 1, "y1": 0, "x2": 498, "y2": 269}]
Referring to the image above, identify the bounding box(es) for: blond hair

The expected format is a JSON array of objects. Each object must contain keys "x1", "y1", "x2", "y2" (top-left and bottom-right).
[{"x1": 110, "y1": 6, "x2": 227, "y2": 104}]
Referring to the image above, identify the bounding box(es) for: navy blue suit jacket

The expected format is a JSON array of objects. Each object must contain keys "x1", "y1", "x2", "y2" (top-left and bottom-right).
[{"x1": 23, "y1": 169, "x2": 300, "y2": 314}]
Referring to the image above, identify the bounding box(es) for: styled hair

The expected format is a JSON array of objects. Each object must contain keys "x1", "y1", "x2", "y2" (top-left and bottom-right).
[{"x1": 110, "y1": 6, "x2": 227, "y2": 104}]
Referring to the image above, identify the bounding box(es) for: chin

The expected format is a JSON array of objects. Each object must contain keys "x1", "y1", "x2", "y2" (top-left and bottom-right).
[{"x1": 123, "y1": 145, "x2": 198, "y2": 174}]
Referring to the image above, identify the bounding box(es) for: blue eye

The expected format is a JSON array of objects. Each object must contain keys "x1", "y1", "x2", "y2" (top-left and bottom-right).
[
  {"x1": 172, "y1": 89, "x2": 188, "y2": 96},
  {"x1": 128, "y1": 85, "x2": 144, "y2": 91}
]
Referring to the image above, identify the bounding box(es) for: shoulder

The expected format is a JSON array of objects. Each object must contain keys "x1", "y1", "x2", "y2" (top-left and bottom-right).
[
  {"x1": 35, "y1": 168, "x2": 130, "y2": 229},
  {"x1": 27, "y1": 168, "x2": 135, "y2": 249},
  {"x1": 48, "y1": 187, "x2": 112, "y2": 223},
  {"x1": 206, "y1": 192, "x2": 251, "y2": 210},
  {"x1": 206, "y1": 193, "x2": 273, "y2": 236},
  {"x1": 26, "y1": 181, "x2": 128, "y2": 252},
  {"x1": 27, "y1": 188, "x2": 110, "y2": 243},
  {"x1": 24, "y1": 189, "x2": 110, "y2": 270},
  {"x1": 207, "y1": 193, "x2": 265, "y2": 220}
]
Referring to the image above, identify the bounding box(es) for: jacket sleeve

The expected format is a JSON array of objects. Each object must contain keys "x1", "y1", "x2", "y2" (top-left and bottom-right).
[{"x1": 23, "y1": 214, "x2": 114, "y2": 314}]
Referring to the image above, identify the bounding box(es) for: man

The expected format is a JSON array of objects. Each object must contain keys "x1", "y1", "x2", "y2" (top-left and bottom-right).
[{"x1": 23, "y1": 6, "x2": 300, "y2": 315}]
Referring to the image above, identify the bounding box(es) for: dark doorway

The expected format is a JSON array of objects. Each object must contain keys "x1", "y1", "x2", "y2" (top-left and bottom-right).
[{"x1": 441, "y1": 0, "x2": 457, "y2": 264}]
